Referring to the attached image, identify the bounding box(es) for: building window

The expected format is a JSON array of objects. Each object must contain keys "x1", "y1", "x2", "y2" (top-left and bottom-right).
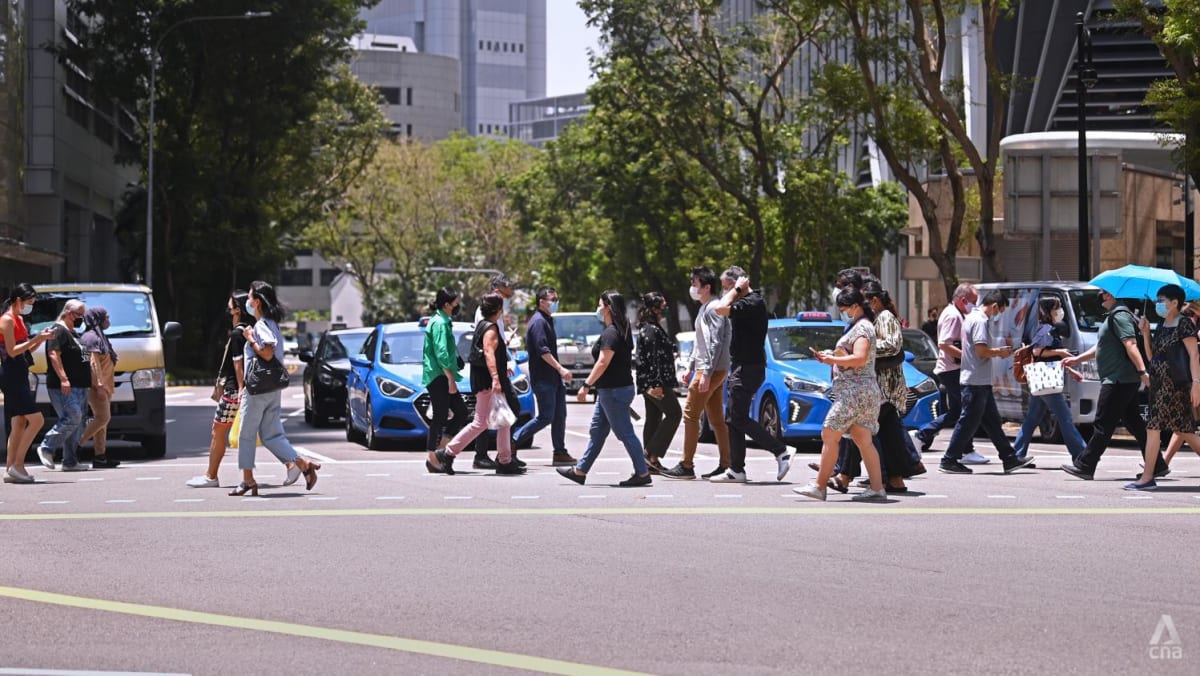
[
  {"x1": 503, "y1": 43, "x2": 508, "y2": 52},
  {"x1": 406, "y1": 124, "x2": 413, "y2": 137},
  {"x1": 519, "y1": 43, "x2": 524, "y2": 53},
  {"x1": 93, "y1": 114, "x2": 114, "y2": 146},
  {"x1": 64, "y1": 89, "x2": 90, "y2": 129},
  {"x1": 479, "y1": 40, "x2": 483, "y2": 50},
  {"x1": 405, "y1": 87, "x2": 413, "y2": 106},
  {"x1": 378, "y1": 87, "x2": 400, "y2": 105},
  {"x1": 319, "y1": 268, "x2": 340, "y2": 285},
  {"x1": 454, "y1": 93, "x2": 460, "y2": 113},
  {"x1": 486, "y1": 40, "x2": 492, "y2": 50},
  {"x1": 278, "y1": 268, "x2": 314, "y2": 287},
  {"x1": 478, "y1": 124, "x2": 483, "y2": 133}
]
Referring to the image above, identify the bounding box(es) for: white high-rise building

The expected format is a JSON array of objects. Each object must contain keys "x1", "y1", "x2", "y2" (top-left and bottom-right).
[{"x1": 360, "y1": 0, "x2": 547, "y2": 138}]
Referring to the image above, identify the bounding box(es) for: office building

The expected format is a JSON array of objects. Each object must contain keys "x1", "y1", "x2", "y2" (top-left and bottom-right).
[
  {"x1": 508, "y1": 92, "x2": 589, "y2": 147},
  {"x1": 349, "y1": 33, "x2": 462, "y2": 140}
]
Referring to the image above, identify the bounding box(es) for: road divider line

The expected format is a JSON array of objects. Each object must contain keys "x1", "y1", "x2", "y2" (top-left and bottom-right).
[
  {"x1": 0, "y1": 585, "x2": 648, "y2": 676},
  {"x1": 645, "y1": 495, "x2": 674, "y2": 499},
  {"x1": 918, "y1": 495, "x2": 948, "y2": 499},
  {"x1": 714, "y1": 494, "x2": 742, "y2": 499},
  {"x1": 78, "y1": 477, "x2": 104, "y2": 482},
  {"x1": 444, "y1": 496, "x2": 472, "y2": 501},
  {"x1": 366, "y1": 473, "x2": 391, "y2": 477},
  {"x1": 375, "y1": 496, "x2": 406, "y2": 501},
  {"x1": 511, "y1": 496, "x2": 540, "y2": 500},
  {"x1": 293, "y1": 447, "x2": 337, "y2": 464},
  {"x1": 165, "y1": 419, "x2": 177, "y2": 424},
  {"x1": 578, "y1": 495, "x2": 606, "y2": 500},
  {"x1": 1056, "y1": 495, "x2": 1085, "y2": 500},
  {"x1": 174, "y1": 499, "x2": 205, "y2": 503},
  {"x1": 987, "y1": 495, "x2": 1016, "y2": 499},
  {"x1": 105, "y1": 500, "x2": 136, "y2": 504},
  {"x1": 135, "y1": 477, "x2": 162, "y2": 481},
  {"x1": 38, "y1": 501, "x2": 68, "y2": 505},
  {"x1": 1122, "y1": 495, "x2": 1153, "y2": 500},
  {"x1": 309, "y1": 497, "x2": 338, "y2": 501}
]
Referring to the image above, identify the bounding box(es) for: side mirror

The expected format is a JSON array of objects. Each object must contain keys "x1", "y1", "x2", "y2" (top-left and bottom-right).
[
  {"x1": 514, "y1": 350, "x2": 529, "y2": 364},
  {"x1": 349, "y1": 356, "x2": 371, "y2": 369},
  {"x1": 298, "y1": 350, "x2": 314, "y2": 363},
  {"x1": 905, "y1": 351, "x2": 915, "y2": 363},
  {"x1": 162, "y1": 321, "x2": 183, "y2": 341}
]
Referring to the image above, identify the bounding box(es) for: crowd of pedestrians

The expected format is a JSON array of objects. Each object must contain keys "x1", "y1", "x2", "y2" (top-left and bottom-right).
[{"x1": 3, "y1": 267, "x2": 1199, "y2": 500}]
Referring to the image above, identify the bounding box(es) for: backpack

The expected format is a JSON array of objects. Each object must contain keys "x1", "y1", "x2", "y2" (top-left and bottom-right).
[{"x1": 469, "y1": 320, "x2": 496, "y2": 367}]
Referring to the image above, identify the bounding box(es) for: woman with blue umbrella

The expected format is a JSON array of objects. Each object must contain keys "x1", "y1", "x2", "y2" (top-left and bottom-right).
[{"x1": 1127, "y1": 284, "x2": 1200, "y2": 490}]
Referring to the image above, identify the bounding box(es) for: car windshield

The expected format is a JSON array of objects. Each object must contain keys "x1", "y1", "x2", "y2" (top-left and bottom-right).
[
  {"x1": 556, "y1": 315, "x2": 604, "y2": 344},
  {"x1": 380, "y1": 330, "x2": 425, "y2": 364},
  {"x1": 320, "y1": 332, "x2": 369, "y2": 361},
  {"x1": 768, "y1": 325, "x2": 845, "y2": 360},
  {"x1": 26, "y1": 291, "x2": 155, "y2": 337},
  {"x1": 902, "y1": 330, "x2": 937, "y2": 359},
  {"x1": 1068, "y1": 289, "x2": 1107, "y2": 332}
]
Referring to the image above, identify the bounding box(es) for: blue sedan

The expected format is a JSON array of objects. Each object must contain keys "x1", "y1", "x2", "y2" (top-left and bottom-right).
[
  {"x1": 753, "y1": 312, "x2": 939, "y2": 446},
  {"x1": 344, "y1": 320, "x2": 534, "y2": 450}
]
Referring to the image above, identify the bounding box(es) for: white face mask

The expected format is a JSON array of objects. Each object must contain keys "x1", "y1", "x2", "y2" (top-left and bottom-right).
[
  {"x1": 964, "y1": 302, "x2": 977, "y2": 313},
  {"x1": 688, "y1": 285, "x2": 701, "y2": 302},
  {"x1": 18, "y1": 302, "x2": 33, "y2": 316},
  {"x1": 1052, "y1": 308, "x2": 1065, "y2": 324}
]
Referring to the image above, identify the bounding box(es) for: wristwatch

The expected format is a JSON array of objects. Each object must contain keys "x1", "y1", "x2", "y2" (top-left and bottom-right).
[
  {"x1": 1138, "y1": 370, "x2": 1148, "y2": 376},
  {"x1": 581, "y1": 382, "x2": 593, "y2": 393}
]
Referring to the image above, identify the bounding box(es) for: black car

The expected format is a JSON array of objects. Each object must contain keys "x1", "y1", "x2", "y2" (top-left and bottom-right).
[{"x1": 300, "y1": 328, "x2": 373, "y2": 426}]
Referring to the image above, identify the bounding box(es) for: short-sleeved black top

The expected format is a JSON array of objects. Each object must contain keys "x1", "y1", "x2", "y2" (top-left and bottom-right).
[
  {"x1": 46, "y1": 323, "x2": 92, "y2": 388},
  {"x1": 591, "y1": 324, "x2": 634, "y2": 389},
  {"x1": 728, "y1": 291, "x2": 768, "y2": 366}
]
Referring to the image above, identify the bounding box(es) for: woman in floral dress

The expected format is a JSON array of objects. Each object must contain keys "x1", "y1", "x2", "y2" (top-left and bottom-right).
[
  {"x1": 795, "y1": 288, "x2": 887, "y2": 502},
  {"x1": 1129, "y1": 284, "x2": 1200, "y2": 490}
]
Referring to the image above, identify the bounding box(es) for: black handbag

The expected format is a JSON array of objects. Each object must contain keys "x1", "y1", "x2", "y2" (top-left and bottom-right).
[
  {"x1": 1164, "y1": 341, "x2": 1191, "y2": 387},
  {"x1": 245, "y1": 354, "x2": 290, "y2": 395}
]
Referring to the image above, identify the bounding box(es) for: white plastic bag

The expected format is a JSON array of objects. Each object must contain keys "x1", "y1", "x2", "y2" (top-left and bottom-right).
[
  {"x1": 487, "y1": 393, "x2": 516, "y2": 429},
  {"x1": 1025, "y1": 361, "x2": 1065, "y2": 397}
]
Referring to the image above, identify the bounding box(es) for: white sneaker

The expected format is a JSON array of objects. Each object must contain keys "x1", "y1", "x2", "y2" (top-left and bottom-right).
[
  {"x1": 283, "y1": 463, "x2": 302, "y2": 486},
  {"x1": 851, "y1": 488, "x2": 889, "y2": 502},
  {"x1": 775, "y1": 452, "x2": 792, "y2": 482},
  {"x1": 36, "y1": 446, "x2": 55, "y2": 470},
  {"x1": 793, "y1": 482, "x2": 827, "y2": 501},
  {"x1": 710, "y1": 469, "x2": 747, "y2": 483},
  {"x1": 4, "y1": 467, "x2": 35, "y2": 484},
  {"x1": 186, "y1": 475, "x2": 219, "y2": 488},
  {"x1": 961, "y1": 452, "x2": 991, "y2": 465}
]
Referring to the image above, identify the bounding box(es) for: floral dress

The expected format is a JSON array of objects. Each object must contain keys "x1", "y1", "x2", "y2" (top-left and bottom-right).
[
  {"x1": 1146, "y1": 315, "x2": 1198, "y2": 433},
  {"x1": 874, "y1": 310, "x2": 908, "y2": 414},
  {"x1": 825, "y1": 318, "x2": 881, "y2": 433}
]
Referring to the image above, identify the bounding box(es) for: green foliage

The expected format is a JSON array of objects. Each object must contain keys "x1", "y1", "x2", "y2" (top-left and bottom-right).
[{"x1": 57, "y1": 0, "x2": 386, "y2": 368}]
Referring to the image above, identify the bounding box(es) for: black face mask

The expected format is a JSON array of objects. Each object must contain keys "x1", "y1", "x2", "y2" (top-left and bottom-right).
[
  {"x1": 73, "y1": 318, "x2": 83, "y2": 329},
  {"x1": 450, "y1": 305, "x2": 461, "y2": 316}
]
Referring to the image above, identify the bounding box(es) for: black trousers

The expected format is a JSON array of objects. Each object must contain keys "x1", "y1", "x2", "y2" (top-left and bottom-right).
[
  {"x1": 838, "y1": 403, "x2": 913, "y2": 479},
  {"x1": 426, "y1": 375, "x2": 468, "y2": 451},
  {"x1": 642, "y1": 390, "x2": 682, "y2": 458},
  {"x1": 726, "y1": 363, "x2": 784, "y2": 473},
  {"x1": 1075, "y1": 382, "x2": 1159, "y2": 472}
]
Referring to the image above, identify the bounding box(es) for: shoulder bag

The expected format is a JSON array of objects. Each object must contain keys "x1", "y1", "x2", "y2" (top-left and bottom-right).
[
  {"x1": 245, "y1": 353, "x2": 290, "y2": 395},
  {"x1": 211, "y1": 333, "x2": 235, "y2": 402},
  {"x1": 1158, "y1": 323, "x2": 1192, "y2": 387},
  {"x1": 469, "y1": 320, "x2": 495, "y2": 367}
]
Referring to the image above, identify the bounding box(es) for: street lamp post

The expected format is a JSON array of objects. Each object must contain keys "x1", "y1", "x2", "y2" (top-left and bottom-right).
[
  {"x1": 1075, "y1": 12, "x2": 1098, "y2": 281},
  {"x1": 145, "y1": 11, "x2": 272, "y2": 287}
]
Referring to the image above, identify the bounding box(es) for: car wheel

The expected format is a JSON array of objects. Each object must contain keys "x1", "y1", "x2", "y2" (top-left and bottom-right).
[
  {"x1": 365, "y1": 396, "x2": 384, "y2": 451},
  {"x1": 345, "y1": 402, "x2": 366, "y2": 445},
  {"x1": 304, "y1": 405, "x2": 313, "y2": 425},
  {"x1": 759, "y1": 396, "x2": 782, "y2": 443},
  {"x1": 142, "y1": 434, "x2": 167, "y2": 459}
]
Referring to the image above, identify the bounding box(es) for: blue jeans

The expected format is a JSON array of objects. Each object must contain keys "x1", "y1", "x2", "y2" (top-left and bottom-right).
[
  {"x1": 576, "y1": 385, "x2": 647, "y2": 475},
  {"x1": 1012, "y1": 392, "x2": 1086, "y2": 460},
  {"x1": 43, "y1": 387, "x2": 88, "y2": 467},
  {"x1": 514, "y1": 380, "x2": 567, "y2": 453},
  {"x1": 942, "y1": 385, "x2": 1017, "y2": 464},
  {"x1": 238, "y1": 389, "x2": 300, "y2": 470}
]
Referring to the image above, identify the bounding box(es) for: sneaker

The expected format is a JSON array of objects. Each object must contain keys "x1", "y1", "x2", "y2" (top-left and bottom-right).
[
  {"x1": 961, "y1": 452, "x2": 991, "y2": 465},
  {"x1": 556, "y1": 466, "x2": 586, "y2": 485},
  {"x1": 91, "y1": 455, "x2": 121, "y2": 469},
  {"x1": 618, "y1": 473, "x2": 652, "y2": 487},
  {"x1": 552, "y1": 453, "x2": 577, "y2": 467},
  {"x1": 1060, "y1": 463, "x2": 1093, "y2": 480},
  {"x1": 1002, "y1": 455, "x2": 1037, "y2": 474},
  {"x1": 4, "y1": 467, "x2": 35, "y2": 484},
  {"x1": 700, "y1": 465, "x2": 728, "y2": 479},
  {"x1": 186, "y1": 475, "x2": 219, "y2": 488},
  {"x1": 1124, "y1": 480, "x2": 1158, "y2": 491},
  {"x1": 60, "y1": 463, "x2": 89, "y2": 472},
  {"x1": 36, "y1": 446, "x2": 55, "y2": 471},
  {"x1": 775, "y1": 452, "x2": 792, "y2": 482},
  {"x1": 660, "y1": 463, "x2": 696, "y2": 480},
  {"x1": 793, "y1": 482, "x2": 827, "y2": 501},
  {"x1": 434, "y1": 450, "x2": 456, "y2": 476},
  {"x1": 851, "y1": 487, "x2": 888, "y2": 502},
  {"x1": 939, "y1": 461, "x2": 973, "y2": 475},
  {"x1": 495, "y1": 461, "x2": 526, "y2": 475},
  {"x1": 644, "y1": 456, "x2": 665, "y2": 475},
  {"x1": 283, "y1": 463, "x2": 303, "y2": 486},
  {"x1": 473, "y1": 456, "x2": 498, "y2": 470},
  {"x1": 513, "y1": 456, "x2": 527, "y2": 469},
  {"x1": 710, "y1": 469, "x2": 747, "y2": 483}
]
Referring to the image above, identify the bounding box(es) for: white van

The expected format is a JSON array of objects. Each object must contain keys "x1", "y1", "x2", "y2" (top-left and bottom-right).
[{"x1": 974, "y1": 282, "x2": 1105, "y2": 441}]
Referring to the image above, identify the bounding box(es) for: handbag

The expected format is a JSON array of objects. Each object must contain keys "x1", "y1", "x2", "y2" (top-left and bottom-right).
[
  {"x1": 245, "y1": 354, "x2": 290, "y2": 395},
  {"x1": 211, "y1": 333, "x2": 236, "y2": 402},
  {"x1": 469, "y1": 320, "x2": 495, "y2": 367},
  {"x1": 1012, "y1": 345, "x2": 1034, "y2": 384},
  {"x1": 1024, "y1": 361, "x2": 1064, "y2": 397},
  {"x1": 1163, "y1": 341, "x2": 1191, "y2": 387}
]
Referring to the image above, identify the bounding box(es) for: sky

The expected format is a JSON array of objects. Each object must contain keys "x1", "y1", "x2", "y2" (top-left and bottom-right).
[{"x1": 545, "y1": 1, "x2": 602, "y2": 96}]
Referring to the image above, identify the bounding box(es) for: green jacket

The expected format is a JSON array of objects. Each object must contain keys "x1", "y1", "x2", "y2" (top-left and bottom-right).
[{"x1": 422, "y1": 311, "x2": 459, "y2": 386}]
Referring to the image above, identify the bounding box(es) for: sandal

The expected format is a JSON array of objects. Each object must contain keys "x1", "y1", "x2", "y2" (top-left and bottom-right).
[
  {"x1": 228, "y1": 482, "x2": 258, "y2": 497},
  {"x1": 304, "y1": 463, "x2": 321, "y2": 491},
  {"x1": 826, "y1": 476, "x2": 849, "y2": 494}
]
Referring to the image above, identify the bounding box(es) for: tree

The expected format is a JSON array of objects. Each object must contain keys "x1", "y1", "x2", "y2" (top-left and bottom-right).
[{"x1": 57, "y1": 0, "x2": 384, "y2": 366}]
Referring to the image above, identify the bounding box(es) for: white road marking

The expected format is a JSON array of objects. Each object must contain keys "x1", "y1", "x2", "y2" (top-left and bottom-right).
[
  {"x1": 0, "y1": 668, "x2": 191, "y2": 675},
  {"x1": 566, "y1": 431, "x2": 590, "y2": 439},
  {"x1": 165, "y1": 419, "x2": 177, "y2": 424},
  {"x1": 241, "y1": 497, "x2": 268, "y2": 502},
  {"x1": 987, "y1": 495, "x2": 1017, "y2": 499},
  {"x1": 136, "y1": 477, "x2": 162, "y2": 481},
  {"x1": 714, "y1": 494, "x2": 742, "y2": 499},
  {"x1": 444, "y1": 496, "x2": 472, "y2": 500},
  {"x1": 645, "y1": 494, "x2": 674, "y2": 499},
  {"x1": 164, "y1": 392, "x2": 194, "y2": 399},
  {"x1": 1055, "y1": 495, "x2": 1085, "y2": 500},
  {"x1": 578, "y1": 495, "x2": 606, "y2": 500},
  {"x1": 366, "y1": 473, "x2": 391, "y2": 477},
  {"x1": 78, "y1": 477, "x2": 104, "y2": 482},
  {"x1": 294, "y1": 447, "x2": 337, "y2": 464},
  {"x1": 287, "y1": 408, "x2": 305, "y2": 418},
  {"x1": 1122, "y1": 495, "x2": 1153, "y2": 500},
  {"x1": 174, "y1": 499, "x2": 205, "y2": 503},
  {"x1": 918, "y1": 495, "x2": 948, "y2": 499},
  {"x1": 105, "y1": 500, "x2": 136, "y2": 504},
  {"x1": 511, "y1": 495, "x2": 540, "y2": 500},
  {"x1": 375, "y1": 496, "x2": 406, "y2": 501},
  {"x1": 39, "y1": 501, "x2": 69, "y2": 505},
  {"x1": 308, "y1": 497, "x2": 338, "y2": 501}
]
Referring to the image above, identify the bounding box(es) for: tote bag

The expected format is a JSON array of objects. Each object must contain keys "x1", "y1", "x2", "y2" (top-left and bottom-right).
[{"x1": 1025, "y1": 361, "x2": 1065, "y2": 397}]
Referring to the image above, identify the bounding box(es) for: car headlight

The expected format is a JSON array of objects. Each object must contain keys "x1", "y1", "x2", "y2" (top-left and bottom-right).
[
  {"x1": 317, "y1": 369, "x2": 342, "y2": 386},
  {"x1": 784, "y1": 375, "x2": 827, "y2": 394},
  {"x1": 913, "y1": 377, "x2": 937, "y2": 395},
  {"x1": 1076, "y1": 360, "x2": 1100, "y2": 382},
  {"x1": 512, "y1": 373, "x2": 530, "y2": 394},
  {"x1": 131, "y1": 368, "x2": 166, "y2": 390},
  {"x1": 375, "y1": 376, "x2": 415, "y2": 399}
]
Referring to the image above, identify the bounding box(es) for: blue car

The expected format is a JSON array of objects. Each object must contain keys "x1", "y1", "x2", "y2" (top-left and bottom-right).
[
  {"x1": 752, "y1": 312, "x2": 940, "y2": 446},
  {"x1": 344, "y1": 320, "x2": 534, "y2": 450}
]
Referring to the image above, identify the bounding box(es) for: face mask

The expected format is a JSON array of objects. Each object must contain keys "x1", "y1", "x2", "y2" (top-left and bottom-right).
[
  {"x1": 245, "y1": 300, "x2": 257, "y2": 318},
  {"x1": 1156, "y1": 302, "x2": 1169, "y2": 317},
  {"x1": 1052, "y1": 308, "x2": 1065, "y2": 324},
  {"x1": 840, "y1": 311, "x2": 852, "y2": 322},
  {"x1": 449, "y1": 304, "x2": 460, "y2": 316},
  {"x1": 548, "y1": 300, "x2": 559, "y2": 314},
  {"x1": 73, "y1": 317, "x2": 83, "y2": 329},
  {"x1": 964, "y1": 303, "x2": 976, "y2": 313},
  {"x1": 688, "y1": 286, "x2": 701, "y2": 302},
  {"x1": 595, "y1": 307, "x2": 605, "y2": 324},
  {"x1": 18, "y1": 302, "x2": 32, "y2": 316}
]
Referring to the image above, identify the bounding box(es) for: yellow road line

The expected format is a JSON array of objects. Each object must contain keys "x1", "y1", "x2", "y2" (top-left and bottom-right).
[
  {"x1": 0, "y1": 506, "x2": 1198, "y2": 521},
  {"x1": 0, "y1": 586, "x2": 647, "y2": 676}
]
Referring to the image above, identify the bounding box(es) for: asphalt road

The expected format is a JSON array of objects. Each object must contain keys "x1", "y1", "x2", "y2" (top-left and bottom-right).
[{"x1": 1, "y1": 386, "x2": 1198, "y2": 675}]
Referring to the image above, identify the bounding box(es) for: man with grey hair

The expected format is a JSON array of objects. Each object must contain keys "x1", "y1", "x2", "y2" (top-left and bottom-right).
[
  {"x1": 912, "y1": 283, "x2": 988, "y2": 464},
  {"x1": 35, "y1": 299, "x2": 93, "y2": 472}
]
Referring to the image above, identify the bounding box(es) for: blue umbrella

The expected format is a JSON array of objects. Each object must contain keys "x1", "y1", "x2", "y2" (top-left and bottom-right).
[{"x1": 1089, "y1": 264, "x2": 1200, "y2": 301}]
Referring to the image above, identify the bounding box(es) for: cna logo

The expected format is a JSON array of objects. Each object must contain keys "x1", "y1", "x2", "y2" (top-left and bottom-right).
[{"x1": 1149, "y1": 614, "x2": 1183, "y2": 660}]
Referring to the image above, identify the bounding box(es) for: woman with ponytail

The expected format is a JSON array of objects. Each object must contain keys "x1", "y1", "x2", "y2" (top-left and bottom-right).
[
  {"x1": 1, "y1": 284, "x2": 53, "y2": 482},
  {"x1": 78, "y1": 306, "x2": 120, "y2": 468}
]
